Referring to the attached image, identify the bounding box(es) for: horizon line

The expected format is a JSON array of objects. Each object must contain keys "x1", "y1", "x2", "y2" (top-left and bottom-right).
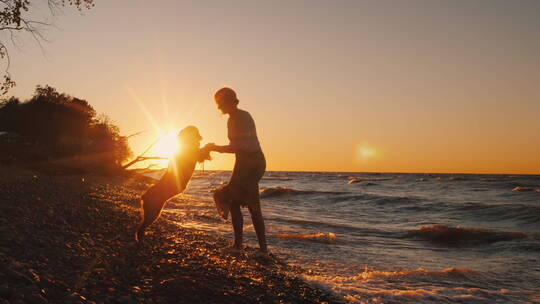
[{"x1": 132, "y1": 168, "x2": 540, "y2": 176}]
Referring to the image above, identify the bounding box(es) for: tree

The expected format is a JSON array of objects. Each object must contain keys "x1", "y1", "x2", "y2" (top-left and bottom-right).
[
  {"x1": 0, "y1": 0, "x2": 95, "y2": 94},
  {"x1": 0, "y1": 85, "x2": 132, "y2": 171}
]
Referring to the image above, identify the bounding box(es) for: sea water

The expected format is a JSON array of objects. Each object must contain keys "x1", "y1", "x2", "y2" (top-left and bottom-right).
[{"x1": 149, "y1": 171, "x2": 540, "y2": 303}]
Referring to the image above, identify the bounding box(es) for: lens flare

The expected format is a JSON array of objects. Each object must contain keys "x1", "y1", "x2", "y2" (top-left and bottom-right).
[
  {"x1": 356, "y1": 143, "x2": 378, "y2": 163},
  {"x1": 153, "y1": 131, "x2": 179, "y2": 167}
]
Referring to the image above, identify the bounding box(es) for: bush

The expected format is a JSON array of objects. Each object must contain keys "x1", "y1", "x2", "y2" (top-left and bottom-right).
[{"x1": 0, "y1": 85, "x2": 132, "y2": 172}]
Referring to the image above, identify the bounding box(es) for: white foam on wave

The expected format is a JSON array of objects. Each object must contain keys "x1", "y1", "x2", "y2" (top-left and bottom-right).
[
  {"x1": 512, "y1": 186, "x2": 540, "y2": 192},
  {"x1": 406, "y1": 225, "x2": 531, "y2": 246},
  {"x1": 275, "y1": 232, "x2": 337, "y2": 244},
  {"x1": 259, "y1": 186, "x2": 299, "y2": 197},
  {"x1": 262, "y1": 176, "x2": 296, "y2": 181},
  {"x1": 259, "y1": 186, "x2": 346, "y2": 198},
  {"x1": 348, "y1": 177, "x2": 392, "y2": 184},
  {"x1": 301, "y1": 267, "x2": 512, "y2": 304}
]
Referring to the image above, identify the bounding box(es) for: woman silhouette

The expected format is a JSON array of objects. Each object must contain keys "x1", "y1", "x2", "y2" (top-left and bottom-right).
[{"x1": 205, "y1": 87, "x2": 268, "y2": 254}]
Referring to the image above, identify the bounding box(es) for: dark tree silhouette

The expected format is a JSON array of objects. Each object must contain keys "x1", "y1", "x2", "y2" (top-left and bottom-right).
[
  {"x1": 0, "y1": 85, "x2": 131, "y2": 172},
  {"x1": 0, "y1": 0, "x2": 95, "y2": 94}
]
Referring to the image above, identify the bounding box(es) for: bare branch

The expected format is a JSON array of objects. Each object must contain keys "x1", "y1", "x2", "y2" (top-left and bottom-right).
[
  {"x1": 0, "y1": 26, "x2": 21, "y2": 30},
  {"x1": 126, "y1": 130, "x2": 147, "y2": 139},
  {"x1": 19, "y1": 18, "x2": 48, "y2": 56},
  {"x1": 122, "y1": 156, "x2": 168, "y2": 170},
  {"x1": 0, "y1": 0, "x2": 95, "y2": 94}
]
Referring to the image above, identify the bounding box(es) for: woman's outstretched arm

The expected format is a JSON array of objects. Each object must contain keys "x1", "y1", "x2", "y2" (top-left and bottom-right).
[{"x1": 204, "y1": 143, "x2": 239, "y2": 154}]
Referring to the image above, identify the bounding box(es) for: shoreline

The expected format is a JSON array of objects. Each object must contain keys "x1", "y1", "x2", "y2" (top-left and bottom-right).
[{"x1": 0, "y1": 167, "x2": 342, "y2": 304}]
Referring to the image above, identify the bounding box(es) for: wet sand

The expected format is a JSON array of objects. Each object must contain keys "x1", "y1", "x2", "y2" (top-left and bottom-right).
[{"x1": 0, "y1": 168, "x2": 342, "y2": 304}]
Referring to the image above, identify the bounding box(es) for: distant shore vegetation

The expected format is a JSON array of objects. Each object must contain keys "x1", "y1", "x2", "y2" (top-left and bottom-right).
[{"x1": 0, "y1": 85, "x2": 131, "y2": 173}]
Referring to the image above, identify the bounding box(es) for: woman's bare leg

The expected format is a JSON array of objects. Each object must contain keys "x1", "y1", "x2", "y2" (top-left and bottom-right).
[
  {"x1": 229, "y1": 203, "x2": 243, "y2": 249},
  {"x1": 248, "y1": 205, "x2": 267, "y2": 253}
]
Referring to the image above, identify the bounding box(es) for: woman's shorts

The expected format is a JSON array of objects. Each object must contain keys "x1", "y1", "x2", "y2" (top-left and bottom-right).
[{"x1": 219, "y1": 150, "x2": 266, "y2": 212}]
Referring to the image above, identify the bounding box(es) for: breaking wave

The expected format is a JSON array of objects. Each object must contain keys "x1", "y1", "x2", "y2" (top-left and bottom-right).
[
  {"x1": 443, "y1": 201, "x2": 540, "y2": 225},
  {"x1": 299, "y1": 266, "x2": 518, "y2": 304},
  {"x1": 406, "y1": 225, "x2": 532, "y2": 246},
  {"x1": 512, "y1": 186, "x2": 540, "y2": 192},
  {"x1": 262, "y1": 176, "x2": 296, "y2": 181},
  {"x1": 259, "y1": 186, "x2": 347, "y2": 198},
  {"x1": 354, "y1": 267, "x2": 479, "y2": 281},
  {"x1": 348, "y1": 177, "x2": 393, "y2": 184},
  {"x1": 275, "y1": 232, "x2": 337, "y2": 244}
]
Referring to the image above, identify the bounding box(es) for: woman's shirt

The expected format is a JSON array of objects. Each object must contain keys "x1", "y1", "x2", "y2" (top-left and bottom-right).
[{"x1": 227, "y1": 109, "x2": 261, "y2": 153}]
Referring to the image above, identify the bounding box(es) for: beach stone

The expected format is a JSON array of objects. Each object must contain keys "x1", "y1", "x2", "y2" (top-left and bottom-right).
[
  {"x1": 24, "y1": 293, "x2": 48, "y2": 304},
  {"x1": 20, "y1": 284, "x2": 40, "y2": 295},
  {"x1": 28, "y1": 269, "x2": 41, "y2": 282},
  {"x1": 64, "y1": 292, "x2": 88, "y2": 304},
  {"x1": 117, "y1": 295, "x2": 136, "y2": 304},
  {"x1": 5, "y1": 269, "x2": 33, "y2": 284},
  {"x1": 37, "y1": 277, "x2": 54, "y2": 289},
  {"x1": 0, "y1": 233, "x2": 10, "y2": 245},
  {"x1": 0, "y1": 284, "x2": 12, "y2": 298}
]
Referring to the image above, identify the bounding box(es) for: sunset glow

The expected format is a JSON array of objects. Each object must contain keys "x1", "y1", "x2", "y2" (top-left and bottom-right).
[
  {"x1": 152, "y1": 131, "x2": 178, "y2": 167},
  {"x1": 2, "y1": 2, "x2": 539, "y2": 302},
  {"x1": 7, "y1": 1, "x2": 540, "y2": 174},
  {"x1": 357, "y1": 143, "x2": 378, "y2": 163},
  {"x1": 154, "y1": 131, "x2": 178, "y2": 158}
]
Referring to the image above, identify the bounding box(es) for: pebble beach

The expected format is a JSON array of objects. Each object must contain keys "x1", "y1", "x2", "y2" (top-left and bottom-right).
[{"x1": 0, "y1": 168, "x2": 341, "y2": 304}]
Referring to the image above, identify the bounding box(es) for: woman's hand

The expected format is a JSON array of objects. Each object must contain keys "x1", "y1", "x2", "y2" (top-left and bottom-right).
[
  {"x1": 203, "y1": 143, "x2": 217, "y2": 152},
  {"x1": 202, "y1": 143, "x2": 233, "y2": 153}
]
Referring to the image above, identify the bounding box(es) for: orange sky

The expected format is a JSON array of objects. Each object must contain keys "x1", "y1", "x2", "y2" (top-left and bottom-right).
[{"x1": 7, "y1": 0, "x2": 540, "y2": 174}]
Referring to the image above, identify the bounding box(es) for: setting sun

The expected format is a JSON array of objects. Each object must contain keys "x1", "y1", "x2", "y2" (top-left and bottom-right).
[{"x1": 152, "y1": 131, "x2": 179, "y2": 167}]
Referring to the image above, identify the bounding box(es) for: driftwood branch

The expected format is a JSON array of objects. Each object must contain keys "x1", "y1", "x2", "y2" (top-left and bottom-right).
[
  {"x1": 122, "y1": 156, "x2": 167, "y2": 170},
  {"x1": 125, "y1": 130, "x2": 146, "y2": 139},
  {"x1": 121, "y1": 131, "x2": 162, "y2": 169}
]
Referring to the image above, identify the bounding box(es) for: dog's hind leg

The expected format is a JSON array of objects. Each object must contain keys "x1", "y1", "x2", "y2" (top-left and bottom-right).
[{"x1": 135, "y1": 198, "x2": 165, "y2": 243}]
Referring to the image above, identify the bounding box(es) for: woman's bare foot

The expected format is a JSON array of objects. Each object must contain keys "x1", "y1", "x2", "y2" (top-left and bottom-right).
[
  {"x1": 255, "y1": 248, "x2": 269, "y2": 256},
  {"x1": 250, "y1": 249, "x2": 271, "y2": 262},
  {"x1": 221, "y1": 245, "x2": 243, "y2": 254}
]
